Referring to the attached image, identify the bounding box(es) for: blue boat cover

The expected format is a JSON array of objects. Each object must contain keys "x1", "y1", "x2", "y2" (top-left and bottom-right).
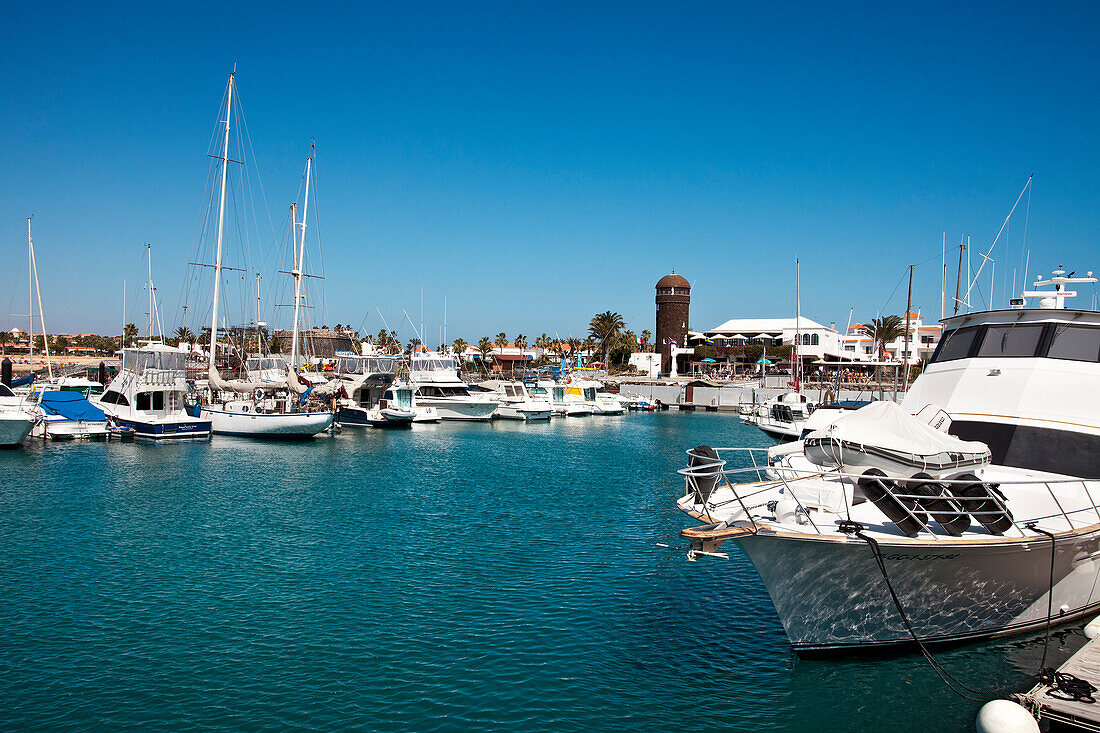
[{"x1": 39, "y1": 391, "x2": 106, "y2": 421}]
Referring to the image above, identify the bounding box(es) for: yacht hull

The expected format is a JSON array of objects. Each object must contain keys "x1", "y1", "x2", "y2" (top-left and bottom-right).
[
  {"x1": 0, "y1": 413, "x2": 35, "y2": 447},
  {"x1": 496, "y1": 406, "x2": 552, "y2": 421},
  {"x1": 200, "y1": 408, "x2": 334, "y2": 438},
  {"x1": 734, "y1": 528, "x2": 1100, "y2": 653},
  {"x1": 111, "y1": 416, "x2": 212, "y2": 440},
  {"x1": 416, "y1": 399, "x2": 497, "y2": 421}
]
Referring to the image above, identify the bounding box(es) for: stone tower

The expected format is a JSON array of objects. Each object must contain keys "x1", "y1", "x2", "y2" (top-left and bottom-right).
[{"x1": 655, "y1": 272, "x2": 690, "y2": 375}]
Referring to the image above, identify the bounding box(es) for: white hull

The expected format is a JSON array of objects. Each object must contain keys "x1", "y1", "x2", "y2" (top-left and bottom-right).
[
  {"x1": 32, "y1": 417, "x2": 110, "y2": 440},
  {"x1": 0, "y1": 413, "x2": 35, "y2": 447},
  {"x1": 201, "y1": 407, "x2": 334, "y2": 437},
  {"x1": 552, "y1": 403, "x2": 594, "y2": 417},
  {"x1": 594, "y1": 401, "x2": 625, "y2": 415},
  {"x1": 735, "y1": 528, "x2": 1100, "y2": 652},
  {"x1": 416, "y1": 398, "x2": 497, "y2": 421},
  {"x1": 496, "y1": 405, "x2": 552, "y2": 421}
]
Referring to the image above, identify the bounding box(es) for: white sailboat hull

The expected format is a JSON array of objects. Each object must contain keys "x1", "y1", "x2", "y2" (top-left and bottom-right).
[
  {"x1": 32, "y1": 416, "x2": 110, "y2": 440},
  {"x1": 201, "y1": 407, "x2": 334, "y2": 438}
]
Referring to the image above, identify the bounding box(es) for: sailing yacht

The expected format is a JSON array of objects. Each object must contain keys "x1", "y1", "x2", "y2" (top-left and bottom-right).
[
  {"x1": 192, "y1": 73, "x2": 333, "y2": 439},
  {"x1": 675, "y1": 266, "x2": 1100, "y2": 653},
  {"x1": 407, "y1": 353, "x2": 498, "y2": 421}
]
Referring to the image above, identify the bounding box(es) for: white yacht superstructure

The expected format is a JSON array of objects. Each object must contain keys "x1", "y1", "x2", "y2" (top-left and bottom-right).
[
  {"x1": 478, "y1": 380, "x2": 552, "y2": 420},
  {"x1": 331, "y1": 354, "x2": 406, "y2": 426},
  {"x1": 676, "y1": 267, "x2": 1100, "y2": 653},
  {"x1": 408, "y1": 354, "x2": 497, "y2": 421}
]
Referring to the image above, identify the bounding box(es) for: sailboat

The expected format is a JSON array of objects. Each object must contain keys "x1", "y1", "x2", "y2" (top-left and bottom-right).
[
  {"x1": 20, "y1": 218, "x2": 110, "y2": 440},
  {"x1": 195, "y1": 73, "x2": 332, "y2": 438}
]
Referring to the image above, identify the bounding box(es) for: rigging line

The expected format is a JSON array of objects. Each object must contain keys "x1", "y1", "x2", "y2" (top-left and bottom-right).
[
  {"x1": 878, "y1": 269, "x2": 908, "y2": 316},
  {"x1": 1020, "y1": 181, "x2": 1032, "y2": 286}
]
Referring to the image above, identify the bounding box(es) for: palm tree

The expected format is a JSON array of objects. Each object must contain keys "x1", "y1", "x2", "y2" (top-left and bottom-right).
[
  {"x1": 589, "y1": 310, "x2": 625, "y2": 364},
  {"x1": 452, "y1": 338, "x2": 468, "y2": 357},
  {"x1": 640, "y1": 329, "x2": 652, "y2": 352},
  {"x1": 123, "y1": 323, "x2": 138, "y2": 348},
  {"x1": 406, "y1": 337, "x2": 422, "y2": 355},
  {"x1": 866, "y1": 315, "x2": 905, "y2": 389},
  {"x1": 174, "y1": 326, "x2": 194, "y2": 346},
  {"x1": 0, "y1": 331, "x2": 10, "y2": 355},
  {"x1": 477, "y1": 336, "x2": 493, "y2": 374}
]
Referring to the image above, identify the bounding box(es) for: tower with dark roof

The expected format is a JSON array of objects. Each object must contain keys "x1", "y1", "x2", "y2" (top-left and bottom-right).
[{"x1": 655, "y1": 272, "x2": 690, "y2": 375}]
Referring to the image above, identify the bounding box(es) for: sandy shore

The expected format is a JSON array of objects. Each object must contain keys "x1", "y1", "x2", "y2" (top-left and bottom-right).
[{"x1": 1, "y1": 354, "x2": 112, "y2": 376}]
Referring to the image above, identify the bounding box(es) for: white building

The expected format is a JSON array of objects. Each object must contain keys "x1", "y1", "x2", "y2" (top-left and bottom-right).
[
  {"x1": 699, "y1": 317, "x2": 842, "y2": 360},
  {"x1": 840, "y1": 311, "x2": 942, "y2": 364}
]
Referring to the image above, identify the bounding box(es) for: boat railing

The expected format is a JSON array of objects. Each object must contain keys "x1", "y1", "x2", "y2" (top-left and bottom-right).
[{"x1": 679, "y1": 447, "x2": 1100, "y2": 539}]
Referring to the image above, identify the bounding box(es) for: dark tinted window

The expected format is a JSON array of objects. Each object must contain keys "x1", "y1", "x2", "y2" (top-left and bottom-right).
[
  {"x1": 1047, "y1": 325, "x2": 1100, "y2": 363},
  {"x1": 931, "y1": 327, "x2": 979, "y2": 362},
  {"x1": 136, "y1": 392, "x2": 151, "y2": 410},
  {"x1": 152, "y1": 391, "x2": 164, "y2": 410},
  {"x1": 976, "y1": 324, "x2": 1045, "y2": 358}
]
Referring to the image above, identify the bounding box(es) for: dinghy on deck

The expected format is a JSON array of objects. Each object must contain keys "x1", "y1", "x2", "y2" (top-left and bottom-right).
[{"x1": 803, "y1": 400, "x2": 991, "y2": 479}]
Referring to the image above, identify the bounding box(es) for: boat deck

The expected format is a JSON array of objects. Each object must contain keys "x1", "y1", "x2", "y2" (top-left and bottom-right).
[{"x1": 1017, "y1": 634, "x2": 1100, "y2": 730}]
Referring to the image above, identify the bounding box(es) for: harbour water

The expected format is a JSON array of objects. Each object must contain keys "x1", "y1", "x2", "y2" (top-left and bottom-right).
[{"x1": 0, "y1": 413, "x2": 1085, "y2": 731}]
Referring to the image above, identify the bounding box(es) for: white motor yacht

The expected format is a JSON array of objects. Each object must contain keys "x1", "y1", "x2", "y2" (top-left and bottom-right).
[
  {"x1": 478, "y1": 380, "x2": 552, "y2": 420},
  {"x1": 0, "y1": 383, "x2": 36, "y2": 447},
  {"x1": 97, "y1": 345, "x2": 212, "y2": 440},
  {"x1": 675, "y1": 267, "x2": 1100, "y2": 654},
  {"x1": 408, "y1": 354, "x2": 498, "y2": 421}
]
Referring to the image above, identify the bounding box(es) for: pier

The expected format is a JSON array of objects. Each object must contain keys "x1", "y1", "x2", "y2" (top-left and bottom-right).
[{"x1": 1016, "y1": 635, "x2": 1100, "y2": 730}]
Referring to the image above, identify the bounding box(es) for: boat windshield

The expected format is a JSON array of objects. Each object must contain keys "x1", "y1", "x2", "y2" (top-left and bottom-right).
[
  {"x1": 122, "y1": 349, "x2": 186, "y2": 374},
  {"x1": 336, "y1": 356, "x2": 398, "y2": 375},
  {"x1": 246, "y1": 357, "x2": 288, "y2": 372},
  {"x1": 411, "y1": 356, "x2": 456, "y2": 372}
]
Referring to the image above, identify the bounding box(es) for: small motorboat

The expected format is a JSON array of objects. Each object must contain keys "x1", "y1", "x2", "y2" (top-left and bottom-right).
[
  {"x1": 32, "y1": 390, "x2": 110, "y2": 440},
  {"x1": 366, "y1": 406, "x2": 416, "y2": 427}
]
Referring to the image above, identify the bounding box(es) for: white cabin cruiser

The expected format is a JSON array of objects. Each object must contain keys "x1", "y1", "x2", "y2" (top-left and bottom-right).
[
  {"x1": 537, "y1": 380, "x2": 594, "y2": 416},
  {"x1": 30, "y1": 390, "x2": 110, "y2": 440},
  {"x1": 386, "y1": 379, "x2": 438, "y2": 423},
  {"x1": 0, "y1": 383, "x2": 36, "y2": 447},
  {"x1": 408, "y1": 354, "x2": 497, "y2": 421},
  {"x1": 477, "y1": 380, "x2": 552, "y2": 420},
  {"x1": 750, "y1": 391, "x2": 815, "y2": 441},
  {"x1": 330, "y1": 354, "x2": 402, "y2": 427},
  {"x1": 676, "y1": 267, "x2": 1100, "y2": 653},
  {"x1": 98, "y1": 346, "x2": 212, "y2": 440}
]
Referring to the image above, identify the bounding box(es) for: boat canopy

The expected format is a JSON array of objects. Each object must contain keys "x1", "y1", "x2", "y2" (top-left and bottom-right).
[
  {"x1": 336, "y1": 356, "x2": 397, "y2": 376},
  {"x1": 38, "y1": 391, "x2": 106, "y2": 421},
  {"x1": 411, "y1": 356, "x2": 457, "y2": 372},
  {"x1": 803, "y1": 400, "x2": 991, "y2": 476},
  {"x1": 122, "y1": 349, "x2": 187, "y2": 374}
]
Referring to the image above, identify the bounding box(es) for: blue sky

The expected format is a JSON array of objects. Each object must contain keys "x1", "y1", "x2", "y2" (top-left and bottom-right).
[{"x1": 3, "y1": 1, "x2": 1098, "y2": 343}]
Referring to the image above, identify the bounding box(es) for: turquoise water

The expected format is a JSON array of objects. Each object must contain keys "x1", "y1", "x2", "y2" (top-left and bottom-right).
[{"x1": 0, "y1": 413, "x2": 1085, "y2": 730}]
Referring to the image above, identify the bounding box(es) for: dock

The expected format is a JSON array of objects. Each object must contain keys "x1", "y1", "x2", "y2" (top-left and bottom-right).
[{"x1": 1016, "y1": 635, "x2": 1100, "y2": 730}]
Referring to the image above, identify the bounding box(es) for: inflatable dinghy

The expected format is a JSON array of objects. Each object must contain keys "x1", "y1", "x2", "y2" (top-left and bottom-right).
[{"x1": 803, "y1": 401, "x2": 990, "y2": 479}]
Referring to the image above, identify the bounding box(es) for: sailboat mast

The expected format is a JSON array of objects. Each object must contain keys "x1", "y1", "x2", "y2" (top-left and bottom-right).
[
  {"x1": 291, "y1": 156, "x2": 312, "y2": 370},
  {"x1": 290, "y1": 204, "x2": 301, "y2": 369},
  {"x1": 902, "y1": 264, "x2": 913, "y2": 393},
  {"x1": 794, "y1": 258, "x2": 801, "y2": 389},
  {"x1": 27, "y1": 219, "x2": 33, "y2": 373},
  {"x1": 147, "y1": 243, "x2": 156, "y2": 340},
  {"x1": 255, "y1": 272, "x2": 262, "y2": 355},
  {"x1": 27, "y1": 220, "x2": 53, "y2": 381},
  {"x1": 208, "y1": 72, "x2": 234, "y2": 374}
]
